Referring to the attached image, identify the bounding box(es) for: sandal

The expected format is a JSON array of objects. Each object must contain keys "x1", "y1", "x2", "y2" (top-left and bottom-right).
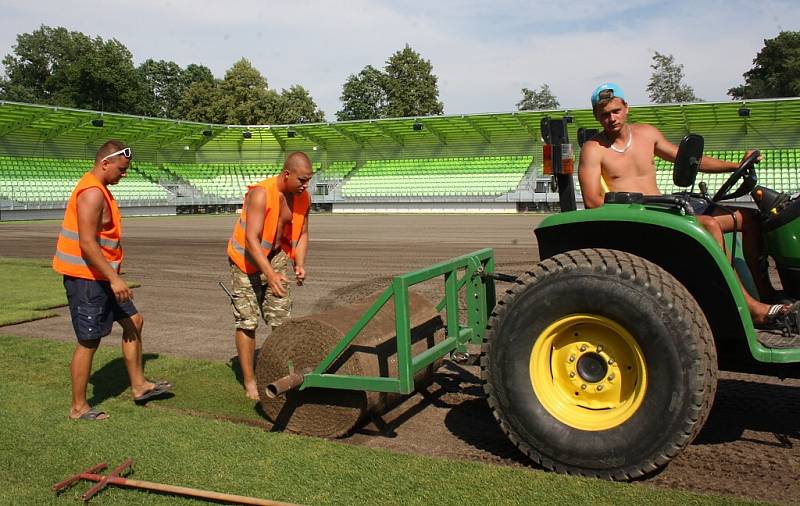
[
  {"x1": 133, "y1": 380, "x2": 173, "y2": 405},
  {"x1": 756, "y1": 302, "x2": 800, "y2": 336},
  {"x1": 71, "y1": 408, "x2": 109, "y2": 421}
]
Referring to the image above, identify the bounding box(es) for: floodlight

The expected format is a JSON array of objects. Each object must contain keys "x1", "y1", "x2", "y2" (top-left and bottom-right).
[
  {"x1": 412, "y1": 122, "x2": 423, "y2": 131},
  {"x1": 202, "y1": 129, "x2": 213, "y2": 137},
  {"x1": 243, "y1": 131, "x2": 252, "y2": 139},
  {"x1": 738, "y1": 107, "x2": 751, "y2": 117},
  {"x1": 91, "y1": 119, "x2": 104, "y2": 127},
  {"x1": 287, "y1": 128, "x2": 296, "y2": 138}
]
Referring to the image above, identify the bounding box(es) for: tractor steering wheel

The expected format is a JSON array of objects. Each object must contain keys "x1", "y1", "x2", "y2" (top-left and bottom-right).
[{"x1": 712, "y1": 150, "x2": 761, "y2": 202}]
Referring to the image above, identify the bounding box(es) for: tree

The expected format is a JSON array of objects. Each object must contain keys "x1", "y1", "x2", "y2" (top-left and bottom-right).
[
  {"x1": 336, "y1": 46, "x2": 443, "y2": 120},
  {"x1": 383, "y1": 45, "x2": 443, "y2": 117},
  {"x1": 0, "y1": 25, "x2": 145, "y2": 113},
  {"x1": 137, "y1": 59, "x2": 186, "y2": 118},
  {"x1": 646, "y1": 51, "x2": 699, "y2": 103},
  {"x1": 215, "y1": 58, "x2": 274, "y2": 125},
  {"x1": 728, "y1": 31, "x2": 800, "y2": 99},
  {"x1": 136, "y1": 60, "x2": 216, "y2": 119},
  {"x1": 173, "y1": 80, "x2": 222, "y2": 123},
  {"x1": 274, "y1": 85, "x2": 324, "y2": 124},
  {"x1": 336, "y1": 65, "x2": 389, "y2": 121},
  {"x1": 516, "y1": 84, "x2": 560, "y2": 110}
]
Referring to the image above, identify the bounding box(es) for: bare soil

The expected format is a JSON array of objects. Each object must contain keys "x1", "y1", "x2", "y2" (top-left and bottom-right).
[{"x1": 1, "y1": 213, "x2": 798, "y2": 504}]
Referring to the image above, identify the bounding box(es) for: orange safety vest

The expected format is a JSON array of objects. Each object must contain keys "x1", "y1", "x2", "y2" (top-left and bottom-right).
[
  {"x1": 52, "y1": 172, "x2": 123, "y2": 280},
  {"x1": 227, "y1": 176, "x2": 309, "y2": 274}
]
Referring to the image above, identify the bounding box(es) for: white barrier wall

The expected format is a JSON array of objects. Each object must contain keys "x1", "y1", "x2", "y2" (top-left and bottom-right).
[{"x1": 332, "y1": 201, "x2": 517, "y2": 214}]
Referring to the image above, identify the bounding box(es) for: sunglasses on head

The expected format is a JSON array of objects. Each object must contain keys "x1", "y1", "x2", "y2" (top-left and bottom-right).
[{"x1": 101, "y1": 147, "x2": 132, "y2": 161}]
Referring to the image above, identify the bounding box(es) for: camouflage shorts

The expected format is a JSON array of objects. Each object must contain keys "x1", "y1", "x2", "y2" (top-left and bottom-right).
[{"x1": 229, "y1": 250, "x2": 292, "y2": 331}]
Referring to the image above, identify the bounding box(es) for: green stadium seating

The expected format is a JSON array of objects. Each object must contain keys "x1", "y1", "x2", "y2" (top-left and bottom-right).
[
  {"x1": 163, "y1": 162, "x2": 321, "y2": 199},
  {"x1": 341, "y1": 156, "x2": 532, "y2": 198},
  {"x1": 0, "y1": 156, "x2": 171, "y2": 204},
  {"x1": 317, "y1": 161, "x2": 356, "y2": 181},
  {"x1": 653, "y1": 149, "x2": 800, "y2": 195}
]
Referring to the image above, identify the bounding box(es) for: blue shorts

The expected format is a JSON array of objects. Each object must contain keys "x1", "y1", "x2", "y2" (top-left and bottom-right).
[{"x1": 63, "y1": 276, "x2": 138, "y2": 342}]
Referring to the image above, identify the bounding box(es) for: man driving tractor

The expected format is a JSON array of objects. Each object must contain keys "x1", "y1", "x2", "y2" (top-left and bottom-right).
[{"x1": 577, "y1": 83, "x2": 800, "y2": 332}]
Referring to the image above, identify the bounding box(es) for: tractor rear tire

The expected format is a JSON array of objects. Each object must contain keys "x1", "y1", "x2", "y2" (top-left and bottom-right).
[{"x1": 481, "y1": 248, "x2": 717, "y2": 480}]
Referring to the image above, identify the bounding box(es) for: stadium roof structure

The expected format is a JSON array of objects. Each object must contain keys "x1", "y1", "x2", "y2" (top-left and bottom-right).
[{"x1": 1, "y1": 97, "x2": 799, "y2": 153}]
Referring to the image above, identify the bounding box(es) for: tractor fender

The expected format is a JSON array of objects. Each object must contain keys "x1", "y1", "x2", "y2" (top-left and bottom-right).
[{"x1": 534, "y1": 207, "x2": 753, "y2": 352}]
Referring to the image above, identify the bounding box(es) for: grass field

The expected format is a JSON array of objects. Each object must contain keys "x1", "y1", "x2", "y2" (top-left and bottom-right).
[
  {"x1": 0, "y1": 257, "x2": 139, "y2": 326},
  {"x1": 0, "y1": 256, "x2": 763, "y2": 505},
  {"x1": 0, "y1": 335, "x2": 762, "y2": 506}
]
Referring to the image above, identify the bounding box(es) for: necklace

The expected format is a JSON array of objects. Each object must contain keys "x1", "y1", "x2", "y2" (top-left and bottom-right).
[{"x1": 609, "y1": 127, "x2": 633, "y2": 153}]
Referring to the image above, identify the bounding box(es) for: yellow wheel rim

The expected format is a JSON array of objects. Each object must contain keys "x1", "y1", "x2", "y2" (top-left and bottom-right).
[{"x1": 530, "y1": 314, "x2": 647, "y2": 431}]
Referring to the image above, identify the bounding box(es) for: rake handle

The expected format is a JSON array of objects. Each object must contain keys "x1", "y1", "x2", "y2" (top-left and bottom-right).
[{"x1": 81, "y1": 474, "x2": 293, "y2": 506}]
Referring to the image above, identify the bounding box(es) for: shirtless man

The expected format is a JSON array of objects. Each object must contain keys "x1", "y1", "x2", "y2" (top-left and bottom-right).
[
  {"x1": 578, "y1": 83, "x2": 793, "y2": 327},
  {"x1": 227, "y1": 152, "x2": 313, "y2": 399}
]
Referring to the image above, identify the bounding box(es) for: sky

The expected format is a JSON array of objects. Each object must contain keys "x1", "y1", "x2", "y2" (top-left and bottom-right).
[{"x1": 0, "y1": 0, "x2": 798, "y2": 121}]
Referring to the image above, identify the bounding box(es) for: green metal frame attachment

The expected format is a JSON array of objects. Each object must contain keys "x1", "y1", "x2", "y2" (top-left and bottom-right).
[{"x1": 300, "y1": 248, "x2": 496, "y2": 395}]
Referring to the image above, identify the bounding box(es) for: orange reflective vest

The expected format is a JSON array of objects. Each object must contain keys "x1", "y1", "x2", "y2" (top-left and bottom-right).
[
  {"x1": 227, "y1": 176, "x2": 309, "y2": 274},
  {"x1": 52, "y1": 172, "x2": 123, "y2": 280}
]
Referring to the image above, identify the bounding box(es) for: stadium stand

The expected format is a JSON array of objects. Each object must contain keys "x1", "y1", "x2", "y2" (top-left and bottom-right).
[
  {"x1": 654, "y1": 149, "x2": 800, "y2": 195},
  {"x1": 162, "y1": 162, "x2": 322, "y2": 198},
  {"x1": 1, "y1": 98, "x2": 799, "y2": 217},
  {"x1": 0, "y1": 156, "x2": 171, "y2": 205},
  {"x1": 341, "y1": 156, "x2": 532, "y2": 198},
  {"x1": 317, "y1": 161, "x2": 356, "y2": 181}
]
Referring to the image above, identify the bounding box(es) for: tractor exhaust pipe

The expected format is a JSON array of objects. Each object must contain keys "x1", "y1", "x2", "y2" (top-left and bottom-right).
[{"x1": 266, "y1": 372, "x2": 304, "y2": 398}]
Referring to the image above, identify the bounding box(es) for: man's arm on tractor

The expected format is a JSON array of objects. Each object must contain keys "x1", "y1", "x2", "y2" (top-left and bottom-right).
[
  {"x1": 578, "y1": 142, "x2": 605, "y2": 209},
  {"x1": 653, "y1": 124, "x2": 742, "y2": 173},
  {"x1": 244, "y1": 187, "x2": 288, "y2": 297},
  {"x1": 76, "y1": 188, "x2": 132, "y2": 302}
]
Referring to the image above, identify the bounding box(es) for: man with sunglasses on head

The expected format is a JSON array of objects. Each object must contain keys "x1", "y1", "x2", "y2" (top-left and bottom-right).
[
  {"x1": 54, "y1": 140, "x2": 172, "y2": 421},
  {"x1": 227, "y1": 151, "x2": 313, "y2": 399},
  {"x1": 578, "y1": 83, "x2": 799, "y2": 331}
]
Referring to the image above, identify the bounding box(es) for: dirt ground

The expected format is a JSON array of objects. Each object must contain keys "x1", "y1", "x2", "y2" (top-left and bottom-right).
[{"x1": 1, "y1": 213, "x2": 798, "y2": 504}]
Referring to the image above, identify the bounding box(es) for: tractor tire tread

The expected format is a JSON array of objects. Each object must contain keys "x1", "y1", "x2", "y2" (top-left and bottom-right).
[{"x1": 481, "y1": 248, "x2": 717, "y2": 480}]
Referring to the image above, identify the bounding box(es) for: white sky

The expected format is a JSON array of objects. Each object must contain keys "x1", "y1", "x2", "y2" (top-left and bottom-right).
[{"x1": 1, "y1": 0, "x2": 798, "y2": 120}]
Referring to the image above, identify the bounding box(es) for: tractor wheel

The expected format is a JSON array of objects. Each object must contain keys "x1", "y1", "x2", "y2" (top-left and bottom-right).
[{"x1": 481, "y1": 248, "x2": 717, "y2": 480}]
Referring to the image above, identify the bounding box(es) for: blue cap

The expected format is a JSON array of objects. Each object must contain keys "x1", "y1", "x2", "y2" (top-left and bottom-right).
[{"x1": 591, "y1": 83, "x2": 625, "y2": 107}]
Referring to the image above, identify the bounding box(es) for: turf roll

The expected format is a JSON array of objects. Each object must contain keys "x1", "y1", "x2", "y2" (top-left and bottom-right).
[{"x1": 255, "y1": 290, "x2": 445, "y2": 437}]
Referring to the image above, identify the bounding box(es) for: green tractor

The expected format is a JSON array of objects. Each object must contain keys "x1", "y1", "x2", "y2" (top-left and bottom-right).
[
  {"x1": 481, "y1": 132, "x2": 800, "y2": 479},
  {"x1": 255, "y1": 127, "x2": 799, "y2": 481}
]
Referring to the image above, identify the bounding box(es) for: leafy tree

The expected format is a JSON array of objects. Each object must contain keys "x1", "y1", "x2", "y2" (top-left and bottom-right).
[
  {"x1": 516, "y1": 84, "x2": 560, "y2": 110},
  {"x1": 646, "y1": 51, "x2": 699, "y2": 103},
  {"x1": 336, "y1": 45, "x2": 443, "y2": 120},
  {"x1": 136, "y1": 60, "x2": 215, "y2": 119},
  {"x1": 337, "y1": 65, "x2": 389, "y2": 121},
  {"x1": 183, "y1": 64, "x2": 214, "y2": 86},
  {"x1": 274, "y1": 85, "x2": 324, "y2": 124},
  {"x1": 383, "y1": 45, "x2": 443, "y2": 117},
  {"x1": 137, "y1": 59, "x2": 186, "y2": 118},
  {"x1": 728, "y1": 31, "x2": 800, "y2": 99},
  {"x1": 0, "y1": 25, "x2": 144, "y2": 113},
  {"x1": 173, "y1": 80, "x2": 221, "y2": 123},
  {"x1": 215, "y1": 58, "x2": 273, "y2": 124}
]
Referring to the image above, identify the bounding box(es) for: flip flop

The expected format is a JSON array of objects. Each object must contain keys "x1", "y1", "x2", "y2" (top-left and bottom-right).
[
  {"x1": 756, "y1": 302, "x2": 800, "y2": 336},
  {"x1": 147, "y1": 379, "x2": 173, "y2": 390},
  {"x1": 133, "y1": 381, "x2": 173, "y2": 405},
  {"x1": 71, "y1": 408, "x2": 109, "y2": 421}
]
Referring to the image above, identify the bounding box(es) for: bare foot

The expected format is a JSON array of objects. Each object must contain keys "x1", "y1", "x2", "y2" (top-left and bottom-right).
[{"x1": 244, "y1": 381, "x2": 260, "y2": 400}]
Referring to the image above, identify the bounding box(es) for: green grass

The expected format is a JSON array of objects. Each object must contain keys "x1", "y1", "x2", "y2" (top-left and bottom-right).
[
  {"x1": 0, "y1": 257, "x2": 139, "y2": 326},
  {"x1": 0, "y1": 335, "x2": 764, "y2": 506},
  {"x1": 0, "y1": 257, "x2": 68, "y2": 325}
]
